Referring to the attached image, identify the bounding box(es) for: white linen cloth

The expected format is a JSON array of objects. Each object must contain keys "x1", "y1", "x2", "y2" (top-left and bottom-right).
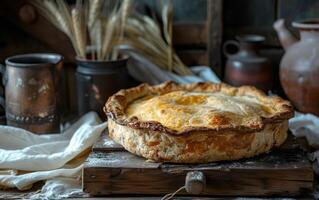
[
  {"x1": 289, "y1": 112, "x2": 319, "y2": 148},
  {"x1": 0, "y1": 112, "x2": 107, "y2": 199},
  {"x1": 289, "y1": 112, "x2": 319, "y2": 175}
]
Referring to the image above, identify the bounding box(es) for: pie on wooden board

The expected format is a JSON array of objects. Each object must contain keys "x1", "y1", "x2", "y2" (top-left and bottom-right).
[{"x1": 104, "y1": 81, "x2": 294, "y2": 163}]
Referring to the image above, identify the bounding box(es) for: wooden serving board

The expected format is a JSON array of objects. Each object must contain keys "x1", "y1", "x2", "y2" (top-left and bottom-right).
[{"x1": 83, "y1": 132, "x2": 314, "y2": 197}]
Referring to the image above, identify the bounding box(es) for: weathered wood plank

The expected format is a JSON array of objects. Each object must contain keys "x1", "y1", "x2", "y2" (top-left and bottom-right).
[
  {"x1": 92, "y1": 133, "x2": 124, "y2": 152},
  {"x1": 84, "y1": 148, "x2": 313, "y2": 196},
  {"x1": 85, "y1": 152, "x2": 160, "y2": 169},
  {"x1": 176, "y1": 49, "x2": 208, "y2": 66},
  {"x1": 173, "y1": 23, "x2": 208, "y2": 47},
  {"x1": 68, "y1": 198, "x2": 314, "y2": 200},
  {"x1": 224, "y1": 0, "x2": 276, "y2": 28},
  {"x1": 84, "y1": 133, "x2": 313, "y2": 196},
  {"x1": 84, "y1": 162, "x2": 312, "y2": 183},
  {"x1": 138, "y1": 0, "x2": 207, "y2": 22},
  {"x1": 69, "y1": 198, "x2": 212, "y2": 200},
  {"x1": 86, "y1": 149, "x2": 311, "y2": 171},
  {"x1": 83, "y1": 167, "x2": 312, "y2": 196},
  {"x1": 278, "y1": 0, "x2": 319, "y2": 22},
  {"x1": 223, "y1": 0, "x2": 277, "y2": 47}
]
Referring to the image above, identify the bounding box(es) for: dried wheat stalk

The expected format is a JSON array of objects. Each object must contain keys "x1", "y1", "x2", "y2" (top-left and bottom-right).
[
  {"x1": 162, "y1": 0, "x2": 173, "y2": 71},
  {"x1": 94, "y1": 19, "x2": 103, "y2": 60},
  {"x1": 88, "y1": 0, "x2": 103, "y2": 59},
  {"x1": 44, "y1": 1, "x2": 69, "y2": 34},
  {"x1": 72, "y1": 1, "x2": 86, "y2": 58},
  {"x1": 32, "y1": 0, "x2": 124, "y2": 60},
  {"x1": 101, "y1": 14, "x2": 117, "y2": 60},
  {"x1": 32, "y1": 0, "x2": 82, "y2": 57},
  {"x1": 32, "y1": 0, "x2": 192, "y2": 76},
  {"x1": 120, "y1": 9, "x2": 193, "y2": 76},
  {"x1": 88, "y1": 0, "x2": 103, "y2": 29},
  {"x1": 120, "y1": 0, "x2": 132, "y2": 39}
]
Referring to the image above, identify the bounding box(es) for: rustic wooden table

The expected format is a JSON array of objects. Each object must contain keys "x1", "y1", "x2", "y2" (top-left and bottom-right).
[
  {"x1": 0, "y1": 192, "x2": 316, "y2": 200},
  {"x1": 0, "y1": 134, "x2": 317, "y2": 199},
  {"x1": 0, "y1": 175, "x2": 317, "y2": 199}
]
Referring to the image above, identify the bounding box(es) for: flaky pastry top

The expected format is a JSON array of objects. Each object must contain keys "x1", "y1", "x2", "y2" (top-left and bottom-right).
[{"x1": 104, "y1": 81, "x2": 294, "y2": 135}]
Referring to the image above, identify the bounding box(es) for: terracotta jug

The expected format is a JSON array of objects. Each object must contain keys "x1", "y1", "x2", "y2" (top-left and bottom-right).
[
  {"x1": 223, "y1": 35, "x2": 273, "y2": 92},
  {"x1": 274, "y1": 19, "x2": 319, "y2": 116}
]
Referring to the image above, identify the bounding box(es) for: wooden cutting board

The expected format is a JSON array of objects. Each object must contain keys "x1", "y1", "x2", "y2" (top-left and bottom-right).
[{"x1": 83, "y1": 132, "x2": 313, "y2": 197}]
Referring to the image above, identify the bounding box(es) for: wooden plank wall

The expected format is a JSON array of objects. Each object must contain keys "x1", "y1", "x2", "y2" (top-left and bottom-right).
[
  {"x1": 139, "y1": 0, "x2": 209, "y2": 67},
  {"x1": 138, "y1": 0, "x2": 319, "y2": 78},
  {"x1": 223, "y1": 0, "x2": 319, "y2": 47},
  {"x1": 278, "y1": 0, "x2": 319, "y2": 23},
  {"x1": 223, "y1": 0, "x2": 277, "y2": 46}
]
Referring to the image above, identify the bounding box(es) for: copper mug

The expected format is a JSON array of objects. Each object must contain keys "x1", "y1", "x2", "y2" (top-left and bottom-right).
[{"x1": 0, "y1": 53, "x2": 63, "y2": 134}]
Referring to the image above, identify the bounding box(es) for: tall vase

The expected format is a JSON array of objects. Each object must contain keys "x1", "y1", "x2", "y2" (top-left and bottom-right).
[
  {"x1": 274, "y1": 19, "x2": 319, "y2": 116},
  {"x1": 75, "y1": 57, "x2": 130, "y2": 119}
]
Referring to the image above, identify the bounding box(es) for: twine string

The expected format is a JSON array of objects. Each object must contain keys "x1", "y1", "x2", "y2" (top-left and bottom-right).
[{"x1": 161, "y1": 185, "x2": 186, "y2": 200}]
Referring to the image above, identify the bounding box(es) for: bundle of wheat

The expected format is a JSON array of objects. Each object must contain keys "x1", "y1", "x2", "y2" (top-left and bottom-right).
[
  {"x1": 32, "y1": 0, "x2": 192, "y2": 76},
  {"x1": 119, "y1": 1, "x2": 193, "y2": 76},
  {"x1": 32, "y1": 0, "x2": 131, "y2": 60}
]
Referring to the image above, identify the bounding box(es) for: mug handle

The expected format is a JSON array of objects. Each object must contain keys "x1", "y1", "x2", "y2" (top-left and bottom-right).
[
  {"x1": 0, "y1": 64, "x2": 6, "y2": 109},
  {"x1": 223, "y1": 40, "x2": 240, "y2": 58}
]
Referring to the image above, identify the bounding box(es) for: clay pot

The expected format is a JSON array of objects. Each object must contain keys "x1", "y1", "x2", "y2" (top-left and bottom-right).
[
  {"x1": 1, "y1": 53, "x2": 63, "y2": 134},
  {"x1": 75, "y1": 57, "x2": 131, "y2": 119},
  {"x1": 223, "y1": 35, "x2": 273, "y2": 92},
  {"x1": 274, "y1": 19, "x2": 319, "y2": 116}
]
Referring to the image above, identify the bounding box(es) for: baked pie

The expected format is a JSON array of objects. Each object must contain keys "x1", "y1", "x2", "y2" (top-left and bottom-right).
[{"x1": 104, "y1": 81, "x2": 294, "y2": 163}]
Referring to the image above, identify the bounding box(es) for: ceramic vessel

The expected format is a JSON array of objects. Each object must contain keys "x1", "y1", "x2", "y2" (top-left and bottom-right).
[
  {"x1": 76, "y1": 57, "x2": 130, "y2": 119},
  {"x1": 223, "y1": 35, "x2": 273, "y2": 92},
  {"x1": 1, "y1": 53, "x2": 63, "y2": 133},
  {"x1": 274, "y1": 19, "x2": 319, "y2": 116}
]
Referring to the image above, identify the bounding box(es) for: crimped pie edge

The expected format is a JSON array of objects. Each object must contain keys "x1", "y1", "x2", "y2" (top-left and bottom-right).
[{"x1": 104, "y1": 81, "x2": 294, "y2": 136}]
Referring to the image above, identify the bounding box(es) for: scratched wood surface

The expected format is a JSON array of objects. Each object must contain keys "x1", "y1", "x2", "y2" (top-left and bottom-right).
[{"x1": 83, "y1": 133, "x2": 314, "y2": 197}]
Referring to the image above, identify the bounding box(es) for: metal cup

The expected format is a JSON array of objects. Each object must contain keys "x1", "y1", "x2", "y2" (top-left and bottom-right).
[
  {"x1": 1, "y1": 53, "x2": 63, "y2": 134},
  {"x1": 75, "y1": 57, "x2": 130, "y2": 119}
]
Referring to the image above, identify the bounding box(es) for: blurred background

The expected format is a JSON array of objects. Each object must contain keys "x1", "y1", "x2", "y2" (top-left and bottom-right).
[{"x1": 0, "y1": 0, "x2": 318, "y2": 115}]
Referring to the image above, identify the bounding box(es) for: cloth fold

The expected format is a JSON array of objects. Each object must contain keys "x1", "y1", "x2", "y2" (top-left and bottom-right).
[
  {"x1": 289, "y1": 112, "x2": 319, "y2": 148},
  {"x1": 0, "y1": 165, "x2": 82, "y2": 190},
  {"x1": 289, "y1": 111, "x2": 319, "y2": 176},
  {"x1": 0, "y1": 112, "x2": 107, "y2": 197}
]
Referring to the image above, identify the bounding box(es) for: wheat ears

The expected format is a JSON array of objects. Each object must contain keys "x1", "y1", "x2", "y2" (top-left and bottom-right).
[
  {"x1": 32, "y1": 0, "x2": 131, "y2": 60},
  {"x1": 32, "y1": 0, "x2": 192, "y2": 76},
  {"x1": 119, "y1": 0, "x2": 192, "y2": 75}
]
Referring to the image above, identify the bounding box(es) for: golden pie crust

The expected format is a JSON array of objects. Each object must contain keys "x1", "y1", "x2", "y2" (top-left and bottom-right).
[{"x1": 104, "y1": 81, "x2": 294, "y2": 163}]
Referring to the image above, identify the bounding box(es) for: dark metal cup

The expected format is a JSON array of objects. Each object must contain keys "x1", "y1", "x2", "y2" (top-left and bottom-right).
[
  {"x1": 75, "y1": 57, "x2": 130, "y2": 119},
  {"x1": 1, "y1": 53, "x2": 63, "y2": 134}
]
